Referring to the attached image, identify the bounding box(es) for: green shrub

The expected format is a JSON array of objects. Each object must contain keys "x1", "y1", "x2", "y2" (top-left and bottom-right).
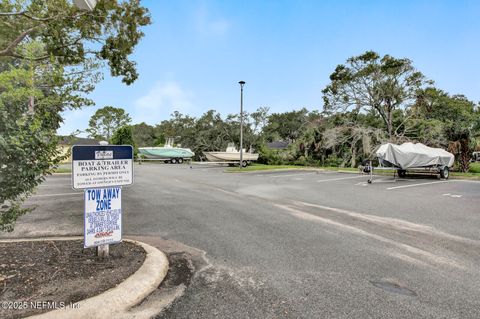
[
  {"x1": 469, "y1": 162, "x2": 480, "y2": 173},
  {"x1": 324, "y1": 154, "x2": 343, "y2": 167},
  {"x1": 258, "y1": 145, "x2": 285, "y2": 165}
]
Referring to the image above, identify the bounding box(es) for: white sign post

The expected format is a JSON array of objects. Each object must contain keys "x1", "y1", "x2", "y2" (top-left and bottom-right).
[{"x1": 72, "y1": 145, "x2": 133, "y2": 258}]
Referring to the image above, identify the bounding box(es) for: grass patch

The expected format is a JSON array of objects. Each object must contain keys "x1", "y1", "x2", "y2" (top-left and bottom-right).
[
  {"x1": 226, "y1": 163, "x2": 480, "y2": 179},
  {"x1": 322, "y1": 166, "x2": 358, "y2": 172},
  {"x1": 227, "y1": 163, "x2": 362, "y2": 173},
  {"x1": 451, "y1": 172, "x2": 480, "y2": 180},
  {"x1": 469, "y1": 162, "x2": 480, "y2": 174},
  {"x1": 226, "y1": 163, "x2": 319, "y2": 172}
]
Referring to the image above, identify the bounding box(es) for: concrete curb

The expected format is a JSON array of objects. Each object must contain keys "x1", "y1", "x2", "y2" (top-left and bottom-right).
[{"x1": 0, "y1": 237, "x2": 169, "y2": 319}]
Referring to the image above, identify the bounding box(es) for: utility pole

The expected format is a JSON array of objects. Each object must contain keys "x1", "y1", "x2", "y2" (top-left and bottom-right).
[
  {"x1": 96, "y1": 140, "x2": 109, "y2": 259},
  {"x1": 239, "y1": 81, "x2": 245, "y2": 169}
]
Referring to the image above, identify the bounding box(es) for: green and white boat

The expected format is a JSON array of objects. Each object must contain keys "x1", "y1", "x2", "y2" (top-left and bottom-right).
[{"x1": 138, "y1": 138, "x2": 194, "y2": 164}]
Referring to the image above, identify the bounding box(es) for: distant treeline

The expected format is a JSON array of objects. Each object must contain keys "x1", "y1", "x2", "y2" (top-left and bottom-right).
[
  {"x1": 113, "y1": 52, "x2": 479, "y2": 172},
  {"x1": 128, "y1": 93, "x2": 479, "y2": 172}
]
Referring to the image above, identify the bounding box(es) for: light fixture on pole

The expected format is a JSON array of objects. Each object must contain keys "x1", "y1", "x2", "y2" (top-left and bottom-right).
[{"x1": 238, "y1": 81, "x2": 245, "y2": 169}]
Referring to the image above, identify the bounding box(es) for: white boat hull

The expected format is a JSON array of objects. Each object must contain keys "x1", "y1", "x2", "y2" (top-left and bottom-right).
[
  {"x1": 139, "y1": 147, "x2": 194, "y2": 159},
  {"x1": 204, "y1": 152, "x2": 259, "y2": 162}
]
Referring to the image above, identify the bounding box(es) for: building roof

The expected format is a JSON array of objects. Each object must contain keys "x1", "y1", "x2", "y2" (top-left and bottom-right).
[
  {"x1": 58, "y1": 136, "x2": 100, "y2": 146},
  {"x1": 267, "y1": 141, "x2": 290, "y2": 149}
]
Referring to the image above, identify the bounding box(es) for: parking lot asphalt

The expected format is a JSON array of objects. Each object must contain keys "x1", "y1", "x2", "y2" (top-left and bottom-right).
[{"x1": 4, "y1": 163, "x2": 480, "y2": 318}]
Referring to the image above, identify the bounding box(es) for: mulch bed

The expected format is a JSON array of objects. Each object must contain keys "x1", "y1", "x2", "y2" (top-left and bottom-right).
[{"x1": 0, "y1": 240, "x2": 145, "y2": 319}]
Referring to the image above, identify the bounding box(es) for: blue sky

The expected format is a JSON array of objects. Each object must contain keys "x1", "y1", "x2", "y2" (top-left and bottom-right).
[{"x1": 59, "y1": 0, "x2": 480, "y2": 136}]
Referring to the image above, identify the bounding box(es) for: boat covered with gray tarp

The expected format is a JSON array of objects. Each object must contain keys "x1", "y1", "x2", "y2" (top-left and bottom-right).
[{"x1": 376, "y1": 142, "x2": 454, "y2": 169}]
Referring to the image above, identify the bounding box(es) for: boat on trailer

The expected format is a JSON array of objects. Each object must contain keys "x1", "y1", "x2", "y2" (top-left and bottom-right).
[
  {"x1": 138, "y1": 138, "x2": 194, "y2": 164},
  {"x1": 203, "y1": 143, "x2": 259, "y2": 166},
  {"x1": 365, "y1": 142, "x2": 454, "y2": 183}
]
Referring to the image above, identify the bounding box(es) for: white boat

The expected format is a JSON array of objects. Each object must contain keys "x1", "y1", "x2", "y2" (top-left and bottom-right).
[
  {"x1": 371, "y1": 142, "x2": 454, "y2": 180},
  {"x1": 376, "y1": 142, "x2": 454, "y2": 169},
  {"x1": 138, "y1": 138, "x2": 194, "y2": 164},
  {"x1": 203, "y1": 143, "x2": 259, "y2": 163}
]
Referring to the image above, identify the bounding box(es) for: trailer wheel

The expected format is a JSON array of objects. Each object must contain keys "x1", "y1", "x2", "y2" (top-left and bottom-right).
[
  {"x1": 177, "y1": 158, "x2": 183, "y2": 164},
  {"x1": 164, "y1": 160, "x2": 170, "y2": 164},
  {"x1": 241, "y1": 160, "x2": 248, "y2": 168},
  {"x1": 440, "y1": 166, "x2": 449, "y2": 179},
  {"x1": 398, "y1": 170, "x2": 407, "y2": 178},
  {"x1": 171, "y1": 158, "x2": 177, "y2": 164}
]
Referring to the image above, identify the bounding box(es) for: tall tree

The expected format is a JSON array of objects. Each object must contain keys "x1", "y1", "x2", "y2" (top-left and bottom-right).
[
  {"x1": 111, "y1": 125, "x2": 135, "y2": 146},
  {"x1": 111, "y1": 125, "x2": 136, "y2": 157},
  {"x1": 322, "y1": 51, "x2": 431, "y2": 140},
  {"x1": 131, "y1": 122, "x2": 156, "y2": 147},
  {"x1": 0, "y1": 41, "x2": 96, "y2": 231},
  {"x1": 86, "y1": 106, "x2": 131, "y2": 141},
  {"x1": 251, "y1": 106, "x2": 270, "y2": 135},
  {"x1": 250, "y1": 106, "x2": 270, "y2": 145},
  {"x1": 156, "y1": 111, "x2": 196, "y2": 147},
  {"x1": 0, "y1": 1, "x2": 149, "y2": 232},
  {"x1": 263, "y1": 108, "x2": 310, "y2": 143},
  {"x1": 414, "y1": 88, "x2": 478, "y2": 171},
  {"x1": 0, "y1": 0, "x2": 151, "y2": 84}
]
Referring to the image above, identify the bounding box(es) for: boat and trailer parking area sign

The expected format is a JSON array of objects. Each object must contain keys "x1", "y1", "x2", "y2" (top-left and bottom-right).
[
  {"x1": 72, "y1": 145, "x2": 133, "y2": 189},
  {"x1": 72, "y1": 145, "x2": 133, "y2": 248}
]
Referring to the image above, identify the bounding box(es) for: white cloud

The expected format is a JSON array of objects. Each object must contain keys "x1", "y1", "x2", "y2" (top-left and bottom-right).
[
  {"x1": 133, "y1": 81, "x2": 193, "y2": 124},
  {"x1": 194, "y1": 4, "x2": 230, "y2": 36}
]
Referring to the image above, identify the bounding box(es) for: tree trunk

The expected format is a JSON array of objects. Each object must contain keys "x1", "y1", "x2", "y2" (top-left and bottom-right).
[
  {"x1": 351, "y1": 142, "x2": 356, "y2": 168},
  {"x1": 459, "y1": 138, "x2": 470, "y2": 172},
  {"x1": 387, "y1": 109, "x2": 393, "y2": 141}
]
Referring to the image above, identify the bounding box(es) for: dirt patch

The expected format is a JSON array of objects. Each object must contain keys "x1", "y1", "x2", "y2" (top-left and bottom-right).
[
  {"x1": 128, "y1": 251, "x2": 195, "y2": 317},
  {"x1": 0, "y1": 240, "x2": 145, "y2": 319},
  {"x1": 160, "y1": 252, "x2": 194, "y2": 288}
]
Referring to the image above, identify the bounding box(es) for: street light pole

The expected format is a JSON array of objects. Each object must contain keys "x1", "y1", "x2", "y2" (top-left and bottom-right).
[{"x1": 238, "y1": 81, "x2": 245, "y2": 169}]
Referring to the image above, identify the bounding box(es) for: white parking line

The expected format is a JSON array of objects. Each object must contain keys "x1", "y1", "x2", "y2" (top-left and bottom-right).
[
  {"x1": 387, "y1": 181, "x2": 446, "y2": 190},
  {"x1": 269, "y1": 172, "x2": 316, "y2": 178},
  {"x1": 275, "y1": 203, "x2": 463, "y2": 269},
  {"x1": 360, "y1": 178, "x2": 416, "y2": 185},
  {"x1": 452, "y1": 179, "x2": 480, "y2": 183},
  {"x1": 31, "y1": 192, "x2": 79, "y2": 198},
  {"x1": 316, "y1": 175, "x2": 364, "y2": 183},
  {"x1": 443, "y1": 193, "x2": 463, "y2": 198}
]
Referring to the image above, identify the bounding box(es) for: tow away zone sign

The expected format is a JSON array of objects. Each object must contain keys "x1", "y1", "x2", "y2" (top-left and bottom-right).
[
  {"x1": 72, "y1": 145, "x2": 133, "y2": 189},
  {"x1": 84, "y1": 187, "x2": 122, "y2": 248}
]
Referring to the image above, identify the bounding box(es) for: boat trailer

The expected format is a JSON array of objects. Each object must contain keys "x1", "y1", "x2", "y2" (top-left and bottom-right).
[
  {"x1": 137, "y1": 157, "x2": 189, "y2": 164},
  {"x1": 189, "y1": 160, "x2": 251, "y2": 169},
  {"x1": 362, "y1": 161, "x2": 450, "y2": 184}
]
